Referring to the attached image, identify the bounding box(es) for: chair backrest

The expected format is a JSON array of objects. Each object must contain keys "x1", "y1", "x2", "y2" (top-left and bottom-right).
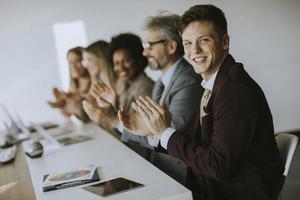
[{"x1": 275, "y1": 133, "x2": 299, "y2": 176}]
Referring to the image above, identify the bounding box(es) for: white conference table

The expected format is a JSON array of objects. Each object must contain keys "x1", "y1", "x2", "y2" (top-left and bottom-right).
[{"x1": 24, "y1": 122, "x2": 193, "y2": 200}]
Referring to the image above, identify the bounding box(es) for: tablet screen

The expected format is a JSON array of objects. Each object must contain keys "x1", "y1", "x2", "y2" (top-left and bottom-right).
[{"x1": 82, "y1": 177, "x2": 144, "y2": 197}]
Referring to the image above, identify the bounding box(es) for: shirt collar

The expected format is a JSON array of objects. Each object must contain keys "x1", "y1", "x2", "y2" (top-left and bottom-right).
[
  {"x1": 161, "y1": 58, "x2": 182, "y2": 87},
  {"x1": 201, "y1": 69, "x2": 219, "y2": 91}
]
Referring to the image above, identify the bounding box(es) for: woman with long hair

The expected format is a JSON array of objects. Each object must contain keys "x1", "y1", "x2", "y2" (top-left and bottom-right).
[{"x1": 48, "y1": 47, "x2": 90, "y2": 122}]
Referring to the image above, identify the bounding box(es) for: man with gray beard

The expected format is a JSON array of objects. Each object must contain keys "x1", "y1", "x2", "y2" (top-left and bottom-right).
[{"x1": 119, "y1": 13, "x2": 203, "y2": 186}]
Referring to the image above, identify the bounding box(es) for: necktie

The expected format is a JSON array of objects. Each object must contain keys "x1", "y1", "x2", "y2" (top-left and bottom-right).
[
  {"x1": 200, "y1": 89, "x2": 211, "y2": 125},
  {"x1": 152, "y1": 79, "x2": 165, "y2": 101}
]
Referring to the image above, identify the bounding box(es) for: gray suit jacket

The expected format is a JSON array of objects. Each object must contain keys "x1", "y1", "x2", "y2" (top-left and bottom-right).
[
  {"x1": 152, "y1": 58, "x2": 204, "y2": 185},
  {"x1": 159, "y1": 58, "x2": 203, "y2": 132},
  {"x1": 121, "y1": 58, "x2": 203, "y2": 148}
]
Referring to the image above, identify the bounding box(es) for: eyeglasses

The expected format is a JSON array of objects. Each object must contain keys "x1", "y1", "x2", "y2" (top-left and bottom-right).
[
  {"x1": 142, "y1": 39, "x2": 167, "y2": 50},
  {"x1": 81, "y1": 59, "x2": 89, "y2": 67}
]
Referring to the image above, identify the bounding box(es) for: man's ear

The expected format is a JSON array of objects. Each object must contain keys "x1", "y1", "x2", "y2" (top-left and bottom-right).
[
  {"x1": 222, "y1": 34, "x2": 230, "y2": 50},
  {"x1": 167, "y1": 40, "x2": 177, "y2": 55}
]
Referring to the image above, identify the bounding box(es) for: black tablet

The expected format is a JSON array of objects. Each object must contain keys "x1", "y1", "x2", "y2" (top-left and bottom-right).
[{"x1": 82, "y1": 177, "x2": 144, "y2": 197}]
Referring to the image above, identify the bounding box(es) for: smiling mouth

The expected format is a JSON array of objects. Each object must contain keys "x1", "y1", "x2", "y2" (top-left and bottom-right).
[
  {"x1": 120, "y1": 71, "x2": 128, "y2": 77},
  {"x1": 192, "y1": 57, "x2": 206, "y2": 63}
]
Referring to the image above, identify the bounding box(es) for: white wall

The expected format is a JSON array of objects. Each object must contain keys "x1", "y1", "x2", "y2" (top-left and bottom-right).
[{"x1": 0, "y1": 0, "x2": 299, "y2": 132}]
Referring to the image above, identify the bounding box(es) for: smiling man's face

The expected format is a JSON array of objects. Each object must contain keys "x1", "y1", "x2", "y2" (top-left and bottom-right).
[{"x1": 182, "y1": 21, "x2": 228, "y2": 80}]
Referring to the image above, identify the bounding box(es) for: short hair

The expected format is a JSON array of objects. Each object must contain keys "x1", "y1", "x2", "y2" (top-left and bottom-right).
[
  {"x1": 85, "y1": 40, "x2": 111, "y2": 63},
  {"x1": 110, "y1": 32, "x2": 148, "y2": 70},
  {"x1": 179, "y1": 5, "x2": 228, "y2": 37},
  {"x1": 67, "y1": 46, "x2": 83, "y2": 57},
  {"x1": 144, "y1": 12, "x2": 184, "y2": 56}
]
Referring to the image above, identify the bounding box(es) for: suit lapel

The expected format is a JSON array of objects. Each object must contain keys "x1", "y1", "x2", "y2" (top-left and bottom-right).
[
  {"x1": 205, "y1": 55, "x2": 235, "y2": 114},
  {"x1": 160, "y1": 58, "x2": 187, "y2": 103},
  {"x1": 201, "y1": 55, "x2": 236, "y2": 145}
]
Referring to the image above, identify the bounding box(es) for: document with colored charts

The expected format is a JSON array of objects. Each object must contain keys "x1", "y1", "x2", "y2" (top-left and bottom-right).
[
  {"x1": 57, "y1": 134, "x2": 92, "y2": 146},
  {"x1": 42, "y1": 164, "x2": 99, "y2": 192}
]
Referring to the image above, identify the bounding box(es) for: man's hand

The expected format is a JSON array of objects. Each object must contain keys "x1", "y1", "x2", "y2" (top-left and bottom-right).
[
  {"x1": 90, "y1": 82, "x2": 117, "y2": 108},
  {"x1": 133, "y1": 96, "x2": 172, "y2": 136},
  {"x1": 118, "y1": 109, "x2": 152, "y2": 136}
]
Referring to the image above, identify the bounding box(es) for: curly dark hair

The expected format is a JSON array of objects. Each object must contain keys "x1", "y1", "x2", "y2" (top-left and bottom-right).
[
  {"x1": 179, "y1": 4, "x2": 227, "y2": 37},
  {"x1": 110, "y1": 33, "x2": 148, "y2": 71}
]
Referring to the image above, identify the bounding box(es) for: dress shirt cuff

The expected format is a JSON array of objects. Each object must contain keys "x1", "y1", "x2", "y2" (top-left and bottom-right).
[
  {"x1": 147, "y1": 136, "x2": 160, "y2": 147},
  {"x1": 160, "y1": 127, "x2": 176, "y2": 150}
]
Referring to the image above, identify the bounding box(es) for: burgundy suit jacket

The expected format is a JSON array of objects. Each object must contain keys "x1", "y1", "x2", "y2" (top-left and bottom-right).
[{"x1": 166, "y1": 55, "x2": 283, "y2": 200}]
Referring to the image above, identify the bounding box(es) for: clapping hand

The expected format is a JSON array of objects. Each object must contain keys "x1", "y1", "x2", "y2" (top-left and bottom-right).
[
  {"x1": 118, "y1": 108, "x2": 152, "y2": 136},
  {"x1": 130, "y1": 96, "x2": 172, "y2": 136},
  {"x1": 48, "y1": 88, "x2": 78, "y2": 117},
  {"x1": 48, "y1": 88, "x2": 67, "y2": 108},
  {"x1": 90, "y1": 82, "x2": 117, "y2": 108},
  {"x1": 48, "y1": 87, "x2": 90, "y2": 120},
  {"x1": 61, "y1": 93, "x2": 83, "y2": 117},
  {"x1": 82, "y1": 98, "x2": 118, "y2": 127}
]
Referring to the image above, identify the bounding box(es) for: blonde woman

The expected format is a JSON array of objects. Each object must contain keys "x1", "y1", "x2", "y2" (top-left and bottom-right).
[
  {"x1": 49, "y1": 47, "x2": 90, "y2": 122},
  {"x1": 83, "y1": 40, "x2": 116, "y2": 88}
]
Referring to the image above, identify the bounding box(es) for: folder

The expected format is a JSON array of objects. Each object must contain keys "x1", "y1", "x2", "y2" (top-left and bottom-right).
[{"x1": 42, "y1": 164, "x2": 100, "y2": 192}]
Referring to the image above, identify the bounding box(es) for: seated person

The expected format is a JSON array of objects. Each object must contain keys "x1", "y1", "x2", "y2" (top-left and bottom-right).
[
  {"x1": 122, "y1": 5, "x2": 283, "y2": 200},
  {"x1": 83, "y1": 40, "x2": 117, "y2": 88},
  {"x1": 84, "y1": 33, "x2": 154, "y2": 146},
  {"x1": 48, "y1": 47, "x2": 90, "y2": 123},
  {"x1": 118, "y1": 13, "x2": 203, "y2": 184}
]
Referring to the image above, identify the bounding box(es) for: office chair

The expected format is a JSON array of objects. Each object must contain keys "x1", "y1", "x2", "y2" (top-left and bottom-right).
[{"x1": 275, "y1": 133, "x2": 299, "y2": 200}]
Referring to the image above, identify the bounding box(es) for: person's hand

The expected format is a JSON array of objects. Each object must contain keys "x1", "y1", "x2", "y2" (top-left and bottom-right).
[
  {"x1": 48, "y1": 88, "x2": 67, "y2": 108},
  {"x1": 61, "y1": 93, "x2": 82, "y2": 117},
  {"x1": 90, "y1": 82, "x2": 117, "y2": 108},
  {"x1": 82, "y1": 100, "x2": 118, "y2": 127},
  {"x1": 133, "y1": 96, "x2": 172, "y2": 136},
  {"x1": 53, "y1": 87, "x2": 65, "y2": 99},
  {"x1": 48, "y1": 100, "x2": 65, "y2": 108},
  {"x1": 118, "y1": 109, "x2": 152, "y2": 136}
]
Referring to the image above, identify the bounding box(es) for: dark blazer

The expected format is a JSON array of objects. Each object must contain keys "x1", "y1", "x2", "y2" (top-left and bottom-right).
[{"x1": 166, "y1": 55, "x2": 283, "y2": 200}]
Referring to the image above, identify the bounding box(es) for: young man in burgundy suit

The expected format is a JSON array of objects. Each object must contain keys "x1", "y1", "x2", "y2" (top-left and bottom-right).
[{"x1": 120, "y1": 4, "x2": 283, "y2": 200}]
